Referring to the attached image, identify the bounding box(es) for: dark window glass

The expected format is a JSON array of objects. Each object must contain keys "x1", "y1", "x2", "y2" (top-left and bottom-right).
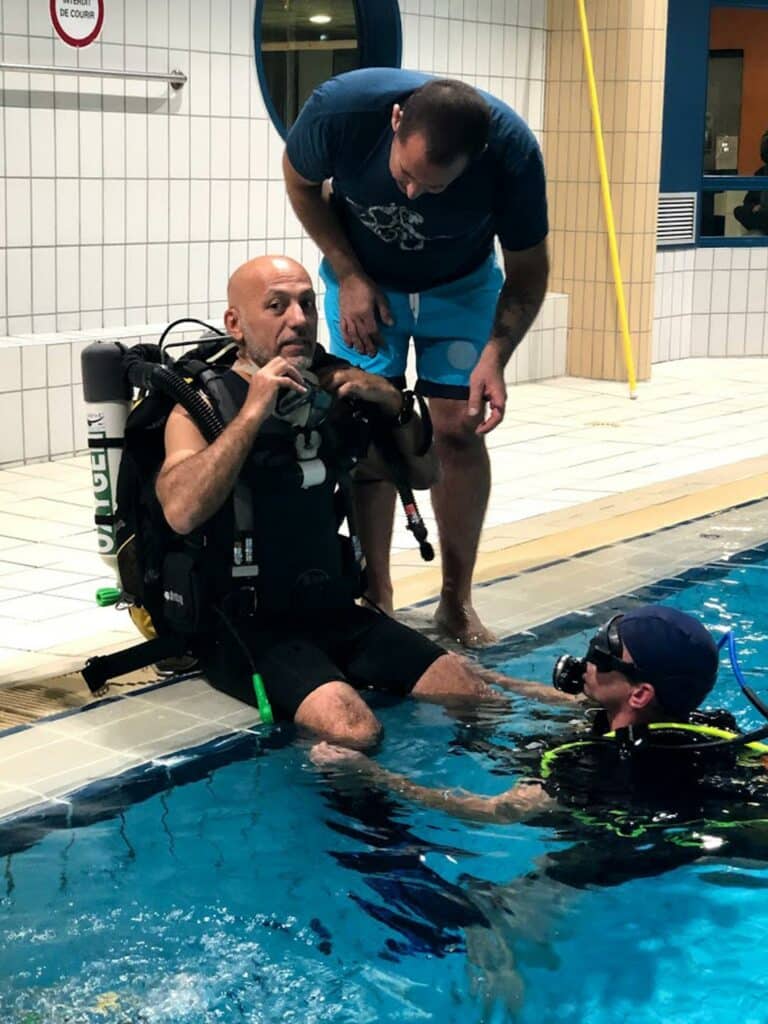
[
  {"x1": 704, "y1": 7, "x2": 768, "y2": 178},
  {"x1": 258, "y1": 0, "x2": 360, "y2": 133},
  {"x1": 701, "y1": 188, "x2": 768, "y2": 238}
]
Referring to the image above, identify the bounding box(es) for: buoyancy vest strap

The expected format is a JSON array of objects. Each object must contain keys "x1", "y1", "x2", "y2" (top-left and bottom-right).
[
  {"x1": 333, "y1": 486, "x2": 347, "y2": 529},
  {"x1": 413, "y1": 392, "x2": 433, "y2": 457},
  {"x1": 336, "y1": 467, "x2": 365, "y2": 574},
  {"x1": 199, "y1": 369, "x2": 240, "y2": 424},
  {"x1": 82, "y1": 635, "x2": 188, "y2": 693},
  {"x1": 201, "y1": 368, "x2": 256, "y2": 563},
  {"x1": 232, "y1": 488, "x2": 254, "y2": 533},
  {"x1": 88, "y1": 436, "x2": 124, "y2": 449}
]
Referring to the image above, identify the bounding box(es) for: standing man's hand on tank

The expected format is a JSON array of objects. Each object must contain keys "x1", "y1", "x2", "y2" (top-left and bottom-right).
[
  {"x1": 467, "y1": 348, "x2": 507, "y2": 435},
  {"x1": 338, "y1": 271, "x2": 394, "y2": 357},
  {"x1": 244, "y1": 356, "x2": 308, "y2": 419}
]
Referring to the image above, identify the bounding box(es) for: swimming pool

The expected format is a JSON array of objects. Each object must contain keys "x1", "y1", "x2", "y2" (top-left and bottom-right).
[{"x1": 2, "y1": 543, "x2": 768, "y2": 1023}]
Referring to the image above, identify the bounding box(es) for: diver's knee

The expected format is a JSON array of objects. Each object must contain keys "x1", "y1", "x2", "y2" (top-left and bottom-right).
[
  {"x1": 339, "y1": 715, "x2": 383, "y2": 750},
  {"x1": 295, "y1": 680, "x2": 382, "y2": 749}
]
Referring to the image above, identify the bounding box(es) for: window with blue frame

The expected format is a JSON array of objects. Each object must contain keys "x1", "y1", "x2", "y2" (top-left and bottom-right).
[
  {"x1": 254, "y1": 0, "x2": 401, "y2": 138},
  {"x1": 661, "y1": 0, "x2": 768, "y2": 245}
]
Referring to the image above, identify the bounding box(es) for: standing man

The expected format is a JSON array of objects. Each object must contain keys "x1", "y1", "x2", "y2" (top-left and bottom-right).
[{"x1": 283, "y1": 69, "x2": 549, "y2": 646}]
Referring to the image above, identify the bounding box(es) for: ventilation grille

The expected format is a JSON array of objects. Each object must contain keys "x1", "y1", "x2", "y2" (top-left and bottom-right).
[{"x1": 657, "y1": 192, "x2": 697, "y2": 246}]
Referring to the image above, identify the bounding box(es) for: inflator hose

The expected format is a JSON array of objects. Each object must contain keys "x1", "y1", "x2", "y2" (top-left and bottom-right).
[
  {"x1": 367, "y1": 410, "x2": 435, "y2": 562},
  {"x1": 158, "y1": 317, "x2": 225, "y2": 352},
  {"x1": 124, "y1": 355, "x2": 225, "y2": 445}
]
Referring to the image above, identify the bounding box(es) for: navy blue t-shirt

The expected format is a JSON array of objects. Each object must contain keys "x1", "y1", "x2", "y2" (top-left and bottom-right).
[{"x1": 285, "y1": 68, "x2": 548, "y2": 292}]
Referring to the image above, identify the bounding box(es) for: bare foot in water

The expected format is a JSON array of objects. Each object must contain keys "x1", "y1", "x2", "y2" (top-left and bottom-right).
[{"x1": 434, "y1": 600, "x2": 497, "y2": 648}]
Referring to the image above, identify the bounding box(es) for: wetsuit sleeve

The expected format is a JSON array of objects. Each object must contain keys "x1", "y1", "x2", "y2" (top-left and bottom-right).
[
  {"x1": 494, "y1": 145, "x2": 549, "y2": 251},
  {"x1": 285, "y1": 87, "x2": 349, "y2": 183}
]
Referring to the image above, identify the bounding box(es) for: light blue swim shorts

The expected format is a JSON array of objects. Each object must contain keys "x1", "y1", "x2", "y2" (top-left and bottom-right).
[{"x1": 320, "y1": 253, "x2": 504, "y2": 398}]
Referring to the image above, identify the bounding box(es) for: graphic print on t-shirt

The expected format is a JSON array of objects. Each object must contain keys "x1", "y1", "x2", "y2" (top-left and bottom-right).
[
  {"x1": 345, "y1": 197, "x2": 427, "y2": 250},
  {"x1": 286, "y1": 70, "x2": 548, "y2": 289}
]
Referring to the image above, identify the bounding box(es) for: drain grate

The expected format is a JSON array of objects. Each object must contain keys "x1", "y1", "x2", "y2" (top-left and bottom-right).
[{"x1": 0, "y1": 668, "x2": 161, "y2": 730}]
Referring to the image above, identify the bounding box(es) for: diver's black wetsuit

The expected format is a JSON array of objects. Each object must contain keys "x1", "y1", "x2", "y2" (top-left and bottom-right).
[
  {"x1": 484, "y1": 711, "x2": 768, "y2": 886},
  {"x1": 199, "y1": 360, "x2": 443, "y2": 719}
]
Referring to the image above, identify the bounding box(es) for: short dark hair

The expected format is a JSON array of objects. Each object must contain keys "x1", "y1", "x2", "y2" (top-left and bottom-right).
[{"x1": 397, "y1": 79, "x2": 490, "y2": 166}]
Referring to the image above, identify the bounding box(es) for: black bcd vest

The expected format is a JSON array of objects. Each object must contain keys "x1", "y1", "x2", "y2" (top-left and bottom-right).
[{"x1": 160, "y1": 367, "x2": 367, "y2": 636}]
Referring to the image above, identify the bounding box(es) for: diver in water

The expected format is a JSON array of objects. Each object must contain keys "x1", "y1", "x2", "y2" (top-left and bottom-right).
[
  {"x1": 313, "y1": 604, "x2": 768, "y2": 1013},
  {"x1": 312, "y1": 604, "x2": 768, "y2": 825}
]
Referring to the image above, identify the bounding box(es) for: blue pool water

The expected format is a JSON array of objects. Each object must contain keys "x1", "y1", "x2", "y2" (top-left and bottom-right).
[{"x1": 3, "y1": 545, "x2": 768, "y2": 1023}]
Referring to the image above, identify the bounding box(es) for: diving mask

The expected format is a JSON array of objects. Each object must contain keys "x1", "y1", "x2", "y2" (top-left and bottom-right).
[
  {"x1": 274, "y1": 370, "x2": 332, "y2": 429},
  {"x1": 552, "y1": 614, "x2": 642, "y2": 695}
]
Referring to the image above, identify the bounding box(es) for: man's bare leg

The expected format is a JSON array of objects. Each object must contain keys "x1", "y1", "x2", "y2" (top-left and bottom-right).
[
  {"x1": 428, "y1": 397, "x2": 496, "y2": 646},
  {"x1": 294, "y1": 680, "x2": 383, "y2": 748},
  {"x1": 352, "y1": 479, "x2": 397, "y2": 614},
  {"x1": 410, "y1": 651, "x2": 499, "y2": 703}
]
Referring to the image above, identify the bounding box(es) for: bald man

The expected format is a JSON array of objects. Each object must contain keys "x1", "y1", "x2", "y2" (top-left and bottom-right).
[{"x1": 156, "y1": 256, "x2": 493, "y2": 748}]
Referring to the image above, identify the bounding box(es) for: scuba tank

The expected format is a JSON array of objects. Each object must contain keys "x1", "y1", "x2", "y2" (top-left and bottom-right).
[{"x1": 81, "y1": 341, "x2": 131, "y2": 582}]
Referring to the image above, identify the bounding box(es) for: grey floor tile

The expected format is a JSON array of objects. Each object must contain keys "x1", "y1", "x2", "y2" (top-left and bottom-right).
[
  {"x1": 129, "y1": 720, "x2": 239, "y2": 759},
  {"x1": 0, "y1": 735, "x2": 137, "y2": 787},
  {"x1": 44, "y1": 705, "x2": 208, "y2": 753},
  {"x1": 166, "y1": 685, "x2": 258, "y2": 722},
  {"x1": 31, "y1": 754, "x2": 147, "y2": 801},
  {"x1": 0, "y1": 783, "x2": 58, "y2": 821}
]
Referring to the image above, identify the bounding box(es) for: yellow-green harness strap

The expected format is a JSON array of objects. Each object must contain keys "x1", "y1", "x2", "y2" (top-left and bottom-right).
[{"x1": 539, "y1": 722, "x2": 768, "y2": 780}]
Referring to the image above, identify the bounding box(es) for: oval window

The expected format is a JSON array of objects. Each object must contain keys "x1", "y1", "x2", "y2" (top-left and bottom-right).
[{"x1": 254, "y1": 0, "x2": 401, "y2": 137}]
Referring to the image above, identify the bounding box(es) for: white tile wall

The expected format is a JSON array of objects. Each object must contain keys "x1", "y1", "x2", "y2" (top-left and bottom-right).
[
  {"x1": 1, "y1": 0, "x2": 546, "y2": 336},
  {"x1": 653, "y1": 248, "x2": 768, "y2": 362},
  {"x1": 1, "y1": 0, "x2": 551, "y2": 464}
]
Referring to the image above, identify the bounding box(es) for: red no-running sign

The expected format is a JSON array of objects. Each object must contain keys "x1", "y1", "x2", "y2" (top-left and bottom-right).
[{"x1": 50, "y1": 0, "x2": 105, "y2": 48}]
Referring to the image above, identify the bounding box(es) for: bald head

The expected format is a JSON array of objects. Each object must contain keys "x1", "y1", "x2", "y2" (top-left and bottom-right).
[
  {"x1": 227, "y1": 255, "x2": 311, "y2": 307},
  {"x1": 224, "y1": 255, "x2": 318, "y2": 369}
]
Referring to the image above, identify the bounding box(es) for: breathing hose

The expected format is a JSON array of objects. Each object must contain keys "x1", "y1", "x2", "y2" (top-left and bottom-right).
[
  {"x1": 123, "y1": 352, "x2": 225, "y2": 445},
  {"x1": 366, "y1": 399, "x2": 435, "y2": 562},
  {"x1": 719, "y1": 630, "x2": 768, "y2": 725}
]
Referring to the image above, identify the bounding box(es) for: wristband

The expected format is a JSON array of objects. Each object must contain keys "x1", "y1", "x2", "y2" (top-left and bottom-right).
[{"x1": 394, "y1": 389, "x2": 416, "y2": 427}]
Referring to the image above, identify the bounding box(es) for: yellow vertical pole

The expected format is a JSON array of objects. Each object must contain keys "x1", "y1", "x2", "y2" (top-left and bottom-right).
[{"x1": 576, "y1": 0, "x2": 638, "y2": 398}]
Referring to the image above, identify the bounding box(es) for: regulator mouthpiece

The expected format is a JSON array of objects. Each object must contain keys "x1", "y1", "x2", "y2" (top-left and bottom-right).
[{"x1": 552, "y1": 654, "x2": 586, "y2": 695}]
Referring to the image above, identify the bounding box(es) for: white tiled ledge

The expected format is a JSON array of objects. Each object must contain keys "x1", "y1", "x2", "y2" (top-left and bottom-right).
[
  {"x1": 0, "y1": 322, "x2": 205, "y2": 467},
  {"x1": 0, "y1": 294, "x2": 569, "y2": 468},
  {"x1": 0, "y1": 677, "x2": 262, "y2": 825},
  {"x1": 652, "y1": 246, "x2": 768, "y2": 363},
  {"x1": 504, "y1": 291, "x2": 569, "y2": 386}
]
